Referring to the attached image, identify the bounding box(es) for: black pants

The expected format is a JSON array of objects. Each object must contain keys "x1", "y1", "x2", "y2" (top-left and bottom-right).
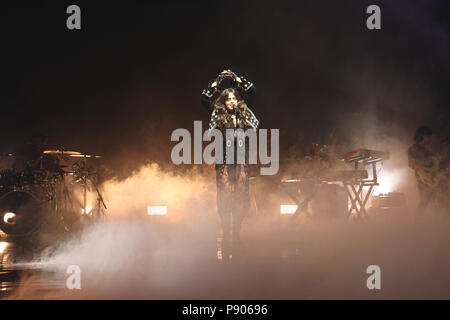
[{"x1": 216, "y1": 163, "x2": 250, "y2": 250}]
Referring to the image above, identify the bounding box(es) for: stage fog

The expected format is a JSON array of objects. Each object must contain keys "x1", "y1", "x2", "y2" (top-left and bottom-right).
[{"x1": 1, "y1": 1, "x2": 449, "y2": 299}]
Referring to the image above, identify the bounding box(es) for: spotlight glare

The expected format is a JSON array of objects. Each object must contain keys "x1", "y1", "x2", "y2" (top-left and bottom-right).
[
  {"x1": 0, "y1": 242, "x2": 8, "y2": 254},
  {"x1": 280, "y1": 205, "x2": 298, "y2": 215},
  {"x1": 3, "y1": 212, "x2": 16, "y2": 224},
  {"x1": 81, "y1": 206, "x2": 93, "y2": 215},
  {"x1": 147, "y1": 206, "x2": 167, "y2": 215}
]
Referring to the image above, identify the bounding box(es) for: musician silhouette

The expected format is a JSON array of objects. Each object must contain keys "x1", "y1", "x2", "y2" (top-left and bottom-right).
[
  {"x1": 13, "y1": 133, "x2": 57, "y2": 172},
  {"x1": 408, "y1": 126, "x2": 435, "y2": 218}
]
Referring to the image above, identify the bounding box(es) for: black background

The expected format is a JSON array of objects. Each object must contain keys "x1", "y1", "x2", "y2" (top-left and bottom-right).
[{"x1": 2, "y1": 0, "x2": 449, "y2": 177}]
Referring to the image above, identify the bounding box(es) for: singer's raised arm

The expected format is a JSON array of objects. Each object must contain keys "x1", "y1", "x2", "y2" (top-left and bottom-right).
[{"x1": 236, "y1": 74, "x2": 256, "y2": 109}]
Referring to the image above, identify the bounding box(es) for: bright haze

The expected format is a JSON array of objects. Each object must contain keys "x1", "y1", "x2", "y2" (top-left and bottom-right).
[{"x1": 2, "y1": 1, "x2": 449, "y2": 299}]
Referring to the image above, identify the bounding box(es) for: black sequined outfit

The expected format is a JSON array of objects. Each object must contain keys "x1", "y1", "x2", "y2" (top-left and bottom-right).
[{"x1": 201, "y1": 72, "x2": 259, "y2": 254}]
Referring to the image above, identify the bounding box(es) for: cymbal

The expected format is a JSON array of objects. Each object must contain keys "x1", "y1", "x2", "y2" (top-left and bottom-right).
[
  {"x1": 43, "y1": 150, "x2": 102, "y2": 158},
  {"x1": 43, "y1": 150, "x2": 82, "y2": 156},
  {"x1": 69, "y1": 154, "x2": 102, "y2": 158}
]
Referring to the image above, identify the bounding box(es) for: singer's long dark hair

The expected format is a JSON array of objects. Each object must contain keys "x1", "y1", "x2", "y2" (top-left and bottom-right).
[
  {"x1": 214, "y1": 88, "x2": 247, "y2": 113},
  {"x1": 213, "y1": 88, "x2": 253, "y2": 128}
]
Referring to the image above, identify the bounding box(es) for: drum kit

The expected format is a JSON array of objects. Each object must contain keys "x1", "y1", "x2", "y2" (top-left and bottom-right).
[{"x1": 0, "y1": 149, "x2": 107, "y2": 237}]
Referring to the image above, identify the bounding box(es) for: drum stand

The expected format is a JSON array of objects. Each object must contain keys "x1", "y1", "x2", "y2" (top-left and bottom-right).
[
  {"x1": 79, "y1": 154, "x2": 107, "y2": 221},
  {"x1": 87, "y1": 176, "x2": 107, "y2": 221}
]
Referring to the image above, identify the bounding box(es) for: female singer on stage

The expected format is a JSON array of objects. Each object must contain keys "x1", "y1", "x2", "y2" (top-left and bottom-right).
[{"x1": 201, "y1": 69, "x2": 259, "y2": 259}]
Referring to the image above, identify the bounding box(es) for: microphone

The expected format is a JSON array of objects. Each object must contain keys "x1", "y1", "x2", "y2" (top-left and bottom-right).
[{"x1": 233, "y1": 102, "x2": 241, "y2": 118}]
